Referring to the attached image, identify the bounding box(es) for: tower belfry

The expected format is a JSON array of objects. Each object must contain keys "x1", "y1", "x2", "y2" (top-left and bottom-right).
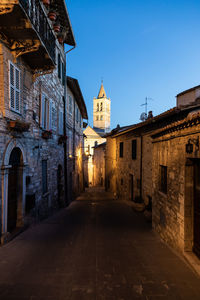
[{"x1": 93, "y1": 82, "x2": 111, "y2": 133}]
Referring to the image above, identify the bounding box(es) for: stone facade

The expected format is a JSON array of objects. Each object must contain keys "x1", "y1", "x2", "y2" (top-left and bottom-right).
[
  {"x1": 152, "y1": 110, "x2": 200, "y2": 255},
  {"x1": 93, "y1": 142, "x2": 106, "y2": 187},
  {"x1": 105, "y1": 127, "x2": 153, "y2": 204},
  {"x1": 105, "y1": 99, "x2": 200, "y2": 262},
  {"x1": 0, "y1": 0, "x2": 77, "y2": 242},
  {"x1": 66, "y1": 77, "x2": 88, "y2": 201},
  {"x1": 83, "y1": 126, "x2": 106, "y2": 186}
]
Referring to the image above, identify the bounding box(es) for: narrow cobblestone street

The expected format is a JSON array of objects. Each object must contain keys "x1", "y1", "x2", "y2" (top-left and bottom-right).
[{"x1": 0, "y1": 187, "x2": 200, "y2": 299}]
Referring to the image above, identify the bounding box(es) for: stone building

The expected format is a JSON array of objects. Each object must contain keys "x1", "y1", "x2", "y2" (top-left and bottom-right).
[
  {"x1": 105, "y1": 123, "x2": 153, "y2": 203},
  {"x1": 83, "y1": 82, "x2": 110, "y2": 186},
  {"x1": 105, "y1": 103, "x2": 200, "y2": 208},
  {"x1": 66, "y1": 76, "x2": 88, "y2": 201},
  {"x1": 93, "y1": 142, "x2": 106, "y2": 187},
  {"x1": 152, "y1": 86, "x2": 200, "y2": 259},
  {"x1": 105, "y1": 84, "x2": 200, "y2": 263},
  {"x1": 0, "y1": 0, "x2": 75, "y2": 242}
]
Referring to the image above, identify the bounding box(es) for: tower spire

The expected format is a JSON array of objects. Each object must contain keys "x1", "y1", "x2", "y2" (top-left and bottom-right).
[{"x1": 97, "y1": 81, "x2": 107, "y2": 99}]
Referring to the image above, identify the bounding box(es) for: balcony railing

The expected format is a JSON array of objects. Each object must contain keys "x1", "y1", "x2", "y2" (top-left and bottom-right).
[{"x1": 19, "y1": 0, "x2": 56, "y2": 64}]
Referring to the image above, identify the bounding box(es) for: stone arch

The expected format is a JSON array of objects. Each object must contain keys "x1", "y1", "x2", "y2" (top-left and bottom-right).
[
  {"x1": 2, "y1": 138, "x2": 27, "y2": 167},
  {"x1": 1, "y1": 139, "x2": 27, "y2": 243}
]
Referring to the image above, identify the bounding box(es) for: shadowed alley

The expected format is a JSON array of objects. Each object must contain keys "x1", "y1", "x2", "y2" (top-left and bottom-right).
[{"x1": 0, "y1": 187, "x2": 200, "y2": 299}]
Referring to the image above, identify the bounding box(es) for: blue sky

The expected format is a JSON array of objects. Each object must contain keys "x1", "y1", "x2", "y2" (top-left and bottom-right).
[{"x1": 66, "y1": 0, "x2": 200, "y2": 128}]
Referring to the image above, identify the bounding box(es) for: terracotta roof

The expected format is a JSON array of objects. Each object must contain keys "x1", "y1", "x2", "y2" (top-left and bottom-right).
[
  {"x1": 97, "y1": 83, "x2": 107, "y2": 99},
  {"x1": 67, "y1": 76, "x2": 88, "y2": 119},
  {"x1": 109, "y1": 103, "x2": 200, "y2": 138}
]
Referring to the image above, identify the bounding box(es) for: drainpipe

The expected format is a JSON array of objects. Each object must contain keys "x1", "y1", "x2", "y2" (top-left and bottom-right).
[
  {"x1": 140, "y1": 135, "x2": 143, "y2": 201},
  {"x1": 63, "y1": 46, "x2": 76, "y2": 205}
]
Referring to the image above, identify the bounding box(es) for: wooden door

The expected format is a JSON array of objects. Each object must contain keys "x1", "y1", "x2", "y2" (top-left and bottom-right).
[
  {"x1": 7, "y1": 147, "x2": 22, "y2": 232},
  {"x1": 193, "y1": 160, "x2": 200, "y2": 258},
  {"x1": 7, "y1": 166, "x2": 18, "y2": 232}
]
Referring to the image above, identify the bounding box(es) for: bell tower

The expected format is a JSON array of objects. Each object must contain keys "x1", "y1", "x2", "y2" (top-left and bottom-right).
[{"x1": 93, "y1": 82, "x2": 111, "y2": 133}]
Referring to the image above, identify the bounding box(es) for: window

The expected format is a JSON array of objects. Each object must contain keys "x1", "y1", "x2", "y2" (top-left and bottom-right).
[
  {"x1": 96, "y1": 116, "x2": 99, "y2": 121},
  {"x1": 100, "y1": 115, "x2": 103, "y2": 120},
  {"x1": 132, "y1": 139, "x2": 137, "y2": 160},
  {"x1": 58, "y1": 53, "x2": 61, "y2": 79},
  {"x1": 69, "y1": 95, "x2": 72, "y2": 114},
  {"x1": 97, "y1": 103, "x2": 99, "y2": 111},
  {"x1": 79, "y1": 111, "x2": 82, "y2": 126},
  {"x1": 119, "y1": 142, "x2": 123, "y2": 158},
  {"x1": 160, "y1": 165, "x2": 167, "y2": 194},
  {"x1": 42, "y1": 160, "x2": 47, "y2": 194},
  {"x1": 41, "y1": 94, "x2": 52, "y2": 130},
  {"x1": 59, "y1": 109, "x2": 63, "y2": 135},
  {"x1": 9, "y1": 61, "x2": 20, "y2": 113},
  {"x1": 51, "y1": 102, "x2": 57, "y2": 130},
  {"x1": 62, "y1": 62, "x2": 65, "y2": 85},
  {"x1": 76, "y1": 107, "x2": 79, "y2": 123},
  {"x1": 100, "y1": 102, "x2": 103, "y2": 111},
  {"x1": 68, "y1": 130, "x2": 73, "y2": 156}
]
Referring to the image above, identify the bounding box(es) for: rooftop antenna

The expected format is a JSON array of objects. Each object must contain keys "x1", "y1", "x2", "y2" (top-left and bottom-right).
[
  {"x1": 140, "y1": 97, "x2": 153, "y2": 121},
  {"x1": 101, "y1": 77, "x2": 103, "y2": 84}
]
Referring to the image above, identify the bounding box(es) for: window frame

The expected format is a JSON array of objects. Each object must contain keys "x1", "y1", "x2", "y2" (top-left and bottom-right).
[
  {"x1": 40, "y1": 93, "x2": 52, "y2": 131},
  {"x1": 58, "y1": 53, "x2": 61, "y2": 79},
  {"x1": 58, "y1": 109, "x2": 63, "y2": 135},
  {"x1": 132, "y1": 139, "x2": 137, "y2": 160},
  {"x1": 9, "y1": 61, "x2": 20, "y2": 113},
  {"x1": 119, "y1": 142, "x2": 124, "y2": 158},
  {"x1": 68, "y1": 95, "x2": 72, "y2": 115}
]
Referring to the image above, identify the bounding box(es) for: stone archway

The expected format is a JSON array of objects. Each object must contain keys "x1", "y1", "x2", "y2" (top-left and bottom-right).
[
  {"x1": 7, "y1": 147, "x2": 24, "y2": 232},
  {"x1": 1, "y1": 139, "x2": 27, "y2": 242}
]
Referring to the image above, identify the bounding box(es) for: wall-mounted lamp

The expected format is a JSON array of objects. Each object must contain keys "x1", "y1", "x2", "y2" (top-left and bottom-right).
[{"x1": 186, "y1": 137, "x2": 199, "y2": 154}]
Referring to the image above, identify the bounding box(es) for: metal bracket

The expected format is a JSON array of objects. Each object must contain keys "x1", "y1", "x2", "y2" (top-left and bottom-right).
[
  {"x1": 0, "y1": 4, "x2": 16, "y2": 15},
  {"x1": 11, "y1": 39, "x2": 40, "y2": 59}
]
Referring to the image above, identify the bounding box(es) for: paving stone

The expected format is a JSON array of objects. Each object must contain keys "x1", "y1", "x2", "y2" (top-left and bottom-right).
[{"x1": 0, "y1": 187, "x2": 199, "y2": 299}]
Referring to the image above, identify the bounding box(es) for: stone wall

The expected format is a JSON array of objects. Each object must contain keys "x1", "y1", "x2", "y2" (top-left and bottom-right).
[
  {"x1": 152, "y1": 124, "x2": 200, "y2": 252},
  {"x1": 105, "y1": 132, "x2": 153, "y2": 203},
  {"x1": 66, "y1": 86, "x2": 85, "y2": 201},
  {"x1": 0, "y1": 41, "x2": 66, "y2": 240},
  {"x1": 93, "y1": 144, "x2": 106, "y2": 187}
]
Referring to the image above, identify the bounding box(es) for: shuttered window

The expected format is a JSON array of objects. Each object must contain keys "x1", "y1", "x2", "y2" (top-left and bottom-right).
[
  {"x1": 62, "y1": 62, "x2": 65, "y2": 86},
  {"x1": 59, "y1": 109, "x2": 63, "y2": 135},
  {"x1": 58, "y1": 53, "x2": 61, "y2": 79},
  {"x1": 69, "y1": 96, "x2": 72, "y2": 114},
  {"x1": 40, "y1": 94, "x2": 52, "y2": 131},
  {"x1": 76, "y1": 107, "x2": 78, "y2": 123},
  {"x1": 68, "y1": 130, "x2": 73, "y2": 156},
  {"x1": 9, "y1": 61, "x2": 20, "y2": 113},
  {"x1": 51, "y1": 102, "x2": 57, "y2": 130}
]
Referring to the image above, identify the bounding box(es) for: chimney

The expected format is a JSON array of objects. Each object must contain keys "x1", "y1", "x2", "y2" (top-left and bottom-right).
[{"x1": 148, "y1": 111, "x2": 153, "y2": 119}]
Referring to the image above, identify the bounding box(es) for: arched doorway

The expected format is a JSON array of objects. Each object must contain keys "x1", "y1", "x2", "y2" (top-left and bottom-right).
[{"x1": 7, "y1": 147, "x2": 23, "y2": 232}]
